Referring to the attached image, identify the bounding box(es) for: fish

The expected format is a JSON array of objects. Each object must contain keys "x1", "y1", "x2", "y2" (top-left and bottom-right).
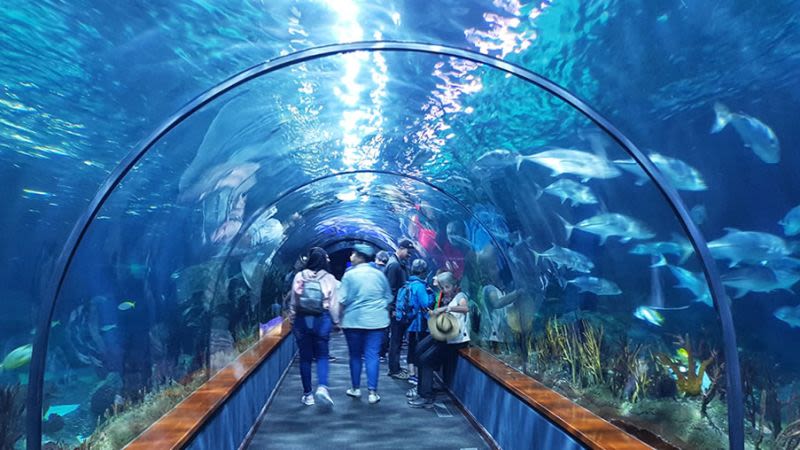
[
  {"x1": 630, "y1": 236, "x2": 694, "y2": 266},
  {"x1": 117, "y1": 301, "x2": 136, "y2": 311},
  {"x1": 668, "y1": 265, "x2": 712, "y2": 307},
  {"x1": 100, "y1": 324, "x2": 118, "y2": 332},
  {"x1": 634, "y1": 306, "x2": 664, "y2": 326},
  {"x1": 532, "y1": 245, "x2": 594, "y2": 273},
  {"x1": 708, "y1": 228, "x2": 791, "y2": 267},
  {"x1": 614, "y1": 154, "x2": 706, "y2": 191},
  {"x1": 0, "y1": 344, "x2": 33, "y2": 370},
  {"x1": 690, "y1": 204, "x2": 707, "y2": 225},
  {"x1": 711, "y1": 102, "x2": 780, "y2": 164},
  {"x1": 567, "y1": 276, "x2": 622, "y2": 295},
  {"x1": 721, "y1": 266, "x2": 787, "y2": 299},
  {"x1": 521, "y1": 149, "x2": 621, "y2": 181},
  {"x1": 475, "y1": 149, "x2": 521, "y2": 170},
  {"x1": 539, "y1": 179, "x2": 599, "y2": 206},
  {"x1": 779, "y1": 205, "x2": 800, "y2": 236},
  {"x1": 648, "y1": 153, "x2": 707, "y2": 191},
  {"x1": 676, "y1": 348, "x2": 689, "y2": 360},
  {"x1": 559, "y1": 213, "x2": 655, "y2": 244},
  {"x1": 774, "y1": 305, "x2": 800, "y2": 328}
]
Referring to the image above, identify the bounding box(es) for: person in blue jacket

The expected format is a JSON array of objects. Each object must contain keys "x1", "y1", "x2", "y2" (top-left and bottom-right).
[{"x1": 396, "y1": 258, "x2": 433, "y2": 386}]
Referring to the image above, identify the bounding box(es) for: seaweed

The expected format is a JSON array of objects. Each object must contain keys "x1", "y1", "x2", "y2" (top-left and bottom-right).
[
  {"x1": 0, "y1": 385, "x2": 25, "y2": 450},
  {"x1": 775, "y1": 418, "x2": 800, "y2": 450}
]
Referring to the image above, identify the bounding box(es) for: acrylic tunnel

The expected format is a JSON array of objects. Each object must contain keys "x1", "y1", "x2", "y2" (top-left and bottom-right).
[{"x1": 2, "y1": 2, "x2": 799, "y2": 450}]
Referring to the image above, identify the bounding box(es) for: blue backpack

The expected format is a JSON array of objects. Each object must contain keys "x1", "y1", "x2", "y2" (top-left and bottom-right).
[{"x1": 395, "y1": 281, "x2": 417, "y2": 322}]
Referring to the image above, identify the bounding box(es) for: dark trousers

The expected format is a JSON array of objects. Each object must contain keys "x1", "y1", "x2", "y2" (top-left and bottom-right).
[
  {"x1": 418, "y1": 342, "x2": 468, "y2": 400},
  {"x1": 407, "y1": 331, "x2": 428, "y2": 365},
  {"x1": 388, "y1": 317, "x2": 411, "y2": 374},
  {"x1": 294, "y1": 313, "x2": 332, "y2": 394}
]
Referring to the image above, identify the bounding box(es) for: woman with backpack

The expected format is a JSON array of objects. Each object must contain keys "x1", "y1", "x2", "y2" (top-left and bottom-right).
[{"x1": 290, "y1": 247, "x2": 340, "y2": 407}]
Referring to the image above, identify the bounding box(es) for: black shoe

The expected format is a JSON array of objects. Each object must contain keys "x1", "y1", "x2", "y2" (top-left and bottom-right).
[{"x1": 408, "y1": 397, "x2": 435, "y2": 409}]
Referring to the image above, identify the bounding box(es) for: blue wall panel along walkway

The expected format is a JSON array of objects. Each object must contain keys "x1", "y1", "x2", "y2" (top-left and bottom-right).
[
  {"x1": 186, "y1": 336, "x2": 297, "y2": 450},
  {"x1": 450, "y1": 356, "x2": 586, "y2": 450}
]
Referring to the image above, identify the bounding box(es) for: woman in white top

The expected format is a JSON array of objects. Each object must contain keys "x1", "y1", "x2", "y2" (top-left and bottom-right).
[
  {"x1": 290, "y1": 247, "x2": 340, "y2": 407},
  {"x1": 408, "y1": 271, "x2": 470, "y2": 408}
]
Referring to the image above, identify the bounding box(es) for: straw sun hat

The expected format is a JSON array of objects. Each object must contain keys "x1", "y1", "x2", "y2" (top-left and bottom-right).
[{"x1": 428, "y1": 312, "x2": 461, "y2": 341}]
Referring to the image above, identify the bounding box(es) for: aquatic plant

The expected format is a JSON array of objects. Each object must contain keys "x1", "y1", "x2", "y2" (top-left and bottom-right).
[
  {"x1": 80, "y1": 368, "x2": 207, "y2": 449},
  {"x1": 701, "y1": 361, "x2": 725, "y2": 432},
  {"x1": 0, "y1": 385, "x2": 25, "y2": 449},
  {"x1": 578, "y1": 322, "x2": 604, "y2": 386},
  {"x1": 655, "y1": 335, "x2": 714, "y2": 397}
]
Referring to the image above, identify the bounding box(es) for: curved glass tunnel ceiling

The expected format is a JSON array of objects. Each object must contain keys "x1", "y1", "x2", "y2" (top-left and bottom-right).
[{"x1": 19, "y1": 46, "x2": 751, "y2": 449}]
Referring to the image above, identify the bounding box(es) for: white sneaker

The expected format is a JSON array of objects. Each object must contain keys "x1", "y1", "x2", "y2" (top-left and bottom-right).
[
  {"x1": 346, "y1": 388, "x2": 361, "y2": 398},
  {"x1": 302, "y1": 393, "x2": 315, "y2": 406},
  {"x1": 368, "y1": 391, "x2": 381, "y2": 404},
  {"x1": 315, "y1": 386, "x2": 333, "y2": 406}
]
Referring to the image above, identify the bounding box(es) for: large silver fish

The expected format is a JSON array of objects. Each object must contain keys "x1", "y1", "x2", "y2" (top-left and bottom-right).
[
  {"x1": 630, "y1": 234, "x2": 694, "y2": 266},
  {"x1": 521, "y1": 149, "x2": 621, "y2": 181},
  {"x1": 560, "y1": 213, "x2": 655, "y2": 244},
  {"x1": 779, "y1": 205, "x2": 800, "y2": 236},
  {"x1": 567, "y1": 276, "x2": 621, "y2": 295},
  {"x1": 668, "y1": 265, "x2": 712, "y2": 307},
  {"x1": 533, "y1": 245, "x2": 594, "y2": 273},
  {"x1": 539, "y1": 179, "x2": 598, "y2": 206},
  {"x1": 711, "y1": 102, "x2": 780, "y2": 164},
  {"x1": 774, "y1": 305, "x2": 800, "y2": 328},
  {"x1": 721, "y1": 266, "x2": 787, "y2": 299},
  {"x1": 708, "y1": 228, "x2": 791, "y2": 267},
  {"x1": 613, "y1": 154, "x2": 706, "y2": 191}
]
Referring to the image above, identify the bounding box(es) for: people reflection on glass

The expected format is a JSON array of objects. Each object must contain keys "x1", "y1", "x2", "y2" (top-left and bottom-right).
[{"x1": 476, "y1": 245, "x2": 527, "y2": 354}]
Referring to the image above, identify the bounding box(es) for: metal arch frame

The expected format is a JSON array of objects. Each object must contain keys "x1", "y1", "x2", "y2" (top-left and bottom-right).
[{"x1": 26, "y1": 40, "x2": 743, "y2": 450}]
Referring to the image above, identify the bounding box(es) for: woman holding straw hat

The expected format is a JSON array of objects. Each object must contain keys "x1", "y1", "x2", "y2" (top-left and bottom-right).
[{"x1": 408, "y1": 271, "x2": 470, "y2": 409}]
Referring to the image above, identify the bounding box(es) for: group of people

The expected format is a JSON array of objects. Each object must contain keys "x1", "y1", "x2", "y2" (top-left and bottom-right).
[{"x1": 286, "y1": 240, "x2": 470, "y2": 409}]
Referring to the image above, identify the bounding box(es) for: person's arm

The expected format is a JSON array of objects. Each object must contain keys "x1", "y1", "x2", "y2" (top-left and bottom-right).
[
  {"x1": 288, "y1": 271, "x2": 303, "y2": 321},
  {"x1": 337, "y1": 273, "x2": 350, "y2": 306},
  {"x1": 380, "y1": 273, "x2": 393, "y2": 309},
  {"x1": 327, "y1": 276, "x2": 341, "y2": 325},
  {"x1": 433, "y1": 293, "x2": 469, "y2": 315},
  {"x1": 486, "y1": 286, "x2": 524, "y2": 309}
]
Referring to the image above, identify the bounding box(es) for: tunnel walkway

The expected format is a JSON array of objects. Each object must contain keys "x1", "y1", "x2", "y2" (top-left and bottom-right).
[{"x1": 246, "y1": 331, "x2": 490, "y2": 450}]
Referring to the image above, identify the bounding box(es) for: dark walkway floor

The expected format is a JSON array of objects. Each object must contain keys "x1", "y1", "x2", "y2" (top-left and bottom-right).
[{"x1": 246, "y1": 331, "x2": 489, "y2": 450}]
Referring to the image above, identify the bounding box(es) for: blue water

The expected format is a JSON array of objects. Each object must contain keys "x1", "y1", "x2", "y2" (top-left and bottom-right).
[{"x1": 1, "y1": 1, "x2": 799, "y2": 448}]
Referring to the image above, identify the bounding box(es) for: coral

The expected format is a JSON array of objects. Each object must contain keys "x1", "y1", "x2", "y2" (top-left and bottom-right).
[
  {"x1": 775, "y1": 419, "x2": 800, "y2": 450},
  {"x1": 0, "y1": 385, "x2": 25, "y2": 450},
  {"x1": 655, "y1": 335, "x2": 714, "y2": 397},
  {"x1": 533, "y1": 317, "x2": 605, "y2": 389}
]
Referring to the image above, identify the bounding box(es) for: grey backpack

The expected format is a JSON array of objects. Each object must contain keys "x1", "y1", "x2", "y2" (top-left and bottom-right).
[{"x1": 297, "y1": 273, "x2": 326, "y2": 316}]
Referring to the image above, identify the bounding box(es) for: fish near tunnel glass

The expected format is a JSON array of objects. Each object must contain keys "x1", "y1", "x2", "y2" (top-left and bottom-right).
[{"x1": 39, "y1": 47, "x2": 727, "y2": 450}]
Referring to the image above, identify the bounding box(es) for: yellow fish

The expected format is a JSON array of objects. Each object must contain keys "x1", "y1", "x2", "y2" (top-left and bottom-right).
[
  {"x1": 117, "y1": 301, "x2": 136, "y2": 311},
  {"x1": 1, "y1": 344, "x2": 33, "y2": 370}
]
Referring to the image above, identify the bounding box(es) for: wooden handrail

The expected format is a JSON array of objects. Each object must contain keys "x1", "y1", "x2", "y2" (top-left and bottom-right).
[
  {"x1": 126, "y1": 321, "x2": 292, "y2": 449},
  {"x1": 459, "y1": 347, "x2": 651, "y2": 450}
]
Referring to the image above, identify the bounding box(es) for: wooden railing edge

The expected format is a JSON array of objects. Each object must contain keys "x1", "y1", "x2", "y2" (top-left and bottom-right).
[
  {"x1": 125, "y1": 320, "x2": 292, "y2": 449},
  {"x1": 458, "y1": 346, "x2": 652, "y2": 450}
]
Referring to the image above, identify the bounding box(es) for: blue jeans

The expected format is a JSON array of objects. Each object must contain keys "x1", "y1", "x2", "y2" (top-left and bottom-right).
[
  {"x1": 294, "y1": 312, "x2": 332, "y2": 394},
  {"x1": 344, "y1": 328, "x2": 385, "y2": 391}
]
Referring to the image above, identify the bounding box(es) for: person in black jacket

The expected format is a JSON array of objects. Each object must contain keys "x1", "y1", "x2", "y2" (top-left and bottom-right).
[{"x1": 386, "y1": 239, "x2": 415, "y2": 378}]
